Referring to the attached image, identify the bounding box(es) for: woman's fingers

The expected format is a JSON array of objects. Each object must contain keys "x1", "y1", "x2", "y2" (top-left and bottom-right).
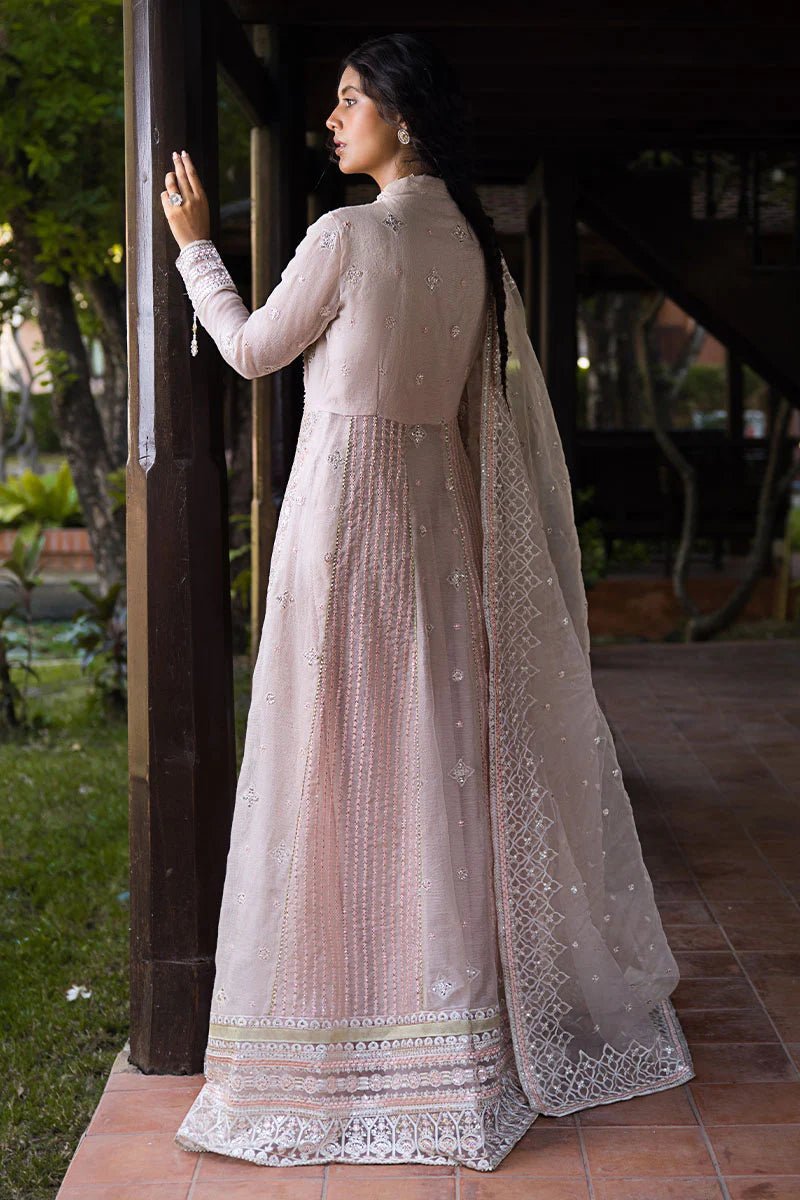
[
  {"x1": 160, "y1": 151, "x2": 212, "y2": 246},
  {"x1": 179, "y1": 150, "x2": 204, "y2": 197},
  {"x1": 171, "y1": 150, "x2": 203, "y2": 200}
]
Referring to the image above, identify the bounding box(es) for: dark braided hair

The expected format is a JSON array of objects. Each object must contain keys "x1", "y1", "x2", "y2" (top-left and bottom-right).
[{"x1": 328, "y1": 32, "x2": 509, "y2": 402}]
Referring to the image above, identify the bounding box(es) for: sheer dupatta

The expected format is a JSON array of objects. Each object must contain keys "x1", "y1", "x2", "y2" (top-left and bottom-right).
[{"x1": 458, "y1": 259, "x2": 694, "y2": 1114}]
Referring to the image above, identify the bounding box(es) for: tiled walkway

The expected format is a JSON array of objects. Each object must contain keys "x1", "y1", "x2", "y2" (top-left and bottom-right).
[{"x1": 56, "y1": 640, "x2": 800, "y2": 1199}]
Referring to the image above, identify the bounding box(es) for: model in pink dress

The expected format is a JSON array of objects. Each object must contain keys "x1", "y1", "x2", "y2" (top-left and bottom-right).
[{"x1": 162, "y1": 37, "x2": 693, "y2": 1173}]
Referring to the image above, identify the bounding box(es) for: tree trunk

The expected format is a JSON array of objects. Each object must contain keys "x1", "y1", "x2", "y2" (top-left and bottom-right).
[
  {"x1": 686, "y1": 396, "x2": 797, "y2": 640},
  {"x1": 12, "y1": 217, "x2": 125, "y2": 588},
  {"x1": 8, "y1": 326, "x2": 42, "y2": 475},
  {"x1": 634, "y1": 292, "x2": 701, "y2": 622},
  {"x1": 84, "y1": 272, "x2": 129, "y2": 466},
  {"x1": 635, "y1": 291, "x2": 797, "y2": 641}
]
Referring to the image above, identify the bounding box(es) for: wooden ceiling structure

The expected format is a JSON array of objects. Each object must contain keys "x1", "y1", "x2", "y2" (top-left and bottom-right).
[{"x1": 122, "y1": 0, "x2": 799, "y2": 1074}]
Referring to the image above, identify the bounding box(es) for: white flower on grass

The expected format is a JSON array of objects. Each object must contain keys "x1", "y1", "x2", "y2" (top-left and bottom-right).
[{"x1": 65, "y1": 984, "x2": 92, "y2": 1001}]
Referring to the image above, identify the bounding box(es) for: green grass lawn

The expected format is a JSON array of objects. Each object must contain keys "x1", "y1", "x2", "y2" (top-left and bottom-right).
[{"x1": 0, "y1": 644, "x2": 253, "y2": 1200}]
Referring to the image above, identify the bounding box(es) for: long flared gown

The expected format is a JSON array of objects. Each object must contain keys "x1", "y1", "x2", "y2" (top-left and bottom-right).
[{"x1": 171, "y1": 172, "x2": 693, "y2": 1171}]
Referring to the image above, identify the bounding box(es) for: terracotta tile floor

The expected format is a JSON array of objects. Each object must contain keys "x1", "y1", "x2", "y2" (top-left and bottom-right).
[{"x1": 56, "y1": 640, "x2": 800, "y2": 1199}]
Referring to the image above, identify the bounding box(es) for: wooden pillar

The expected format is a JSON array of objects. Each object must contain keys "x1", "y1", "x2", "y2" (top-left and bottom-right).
[
  {"x1": 269, "y1": 23, "x2": 309, "y2": 494},
  {"x1": 530, "y1": 159, "x2": 579, "y2": 482},
  {"x1": 249, "y1": 25, "x2": 277, "y2": 664},
  {"x1": 727, "y1": 349, "x2": 744, "y2": 441},
  {"x1": 123, "y1": 0, "x2": 237, "y2": 1073}
]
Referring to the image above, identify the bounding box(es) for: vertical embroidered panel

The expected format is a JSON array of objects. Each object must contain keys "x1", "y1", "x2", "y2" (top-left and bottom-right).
[{"x1": 271, "y1": 415, "x2": 420, "y2": 1017}]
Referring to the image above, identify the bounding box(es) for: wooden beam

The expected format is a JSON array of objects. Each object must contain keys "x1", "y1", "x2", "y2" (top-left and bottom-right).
[
  {"x1": 229, "y1": 1, "x2": 800, "y2": 31},
  {"x1": 216, "y1": 0, "x2": 275, "y2": 126},
  {"x1": 123, "y1": 0, "x2": 237, "y2": 1073}
]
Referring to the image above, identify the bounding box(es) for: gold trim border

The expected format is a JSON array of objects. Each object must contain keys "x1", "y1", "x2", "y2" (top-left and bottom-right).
[{"x1": 209, "y1": 1012, "x2": 504, "y2": 1044}]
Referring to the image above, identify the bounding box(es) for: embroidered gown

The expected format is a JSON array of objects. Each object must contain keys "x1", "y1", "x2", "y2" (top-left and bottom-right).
[{"x1": 171, "y1": 172, "x2": 693, "y2": 1171}]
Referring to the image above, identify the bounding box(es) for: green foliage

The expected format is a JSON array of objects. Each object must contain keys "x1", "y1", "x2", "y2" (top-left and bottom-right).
[
  {"x1": 0, "y1": 0, "x2": 125, "y2": 292},
  {"x1": 674, "y1": 363, "x2": 726, "y2": 418},
  {"x1": 607, "y1": 539, "x2": 654, "y2": 569},
  {"x1": 105, "y1": 465, "x2": 126, "y2": 514},
  {"x1": 0, "y1": 461, "x2": 82, "y2": 528},
  {"x1": 228, "y1": 511, "x2": 251, "y2": 608},
  {"x1": 788, "y1": 506, "x2": 800, "y2": 552},
  {"x1": 2, "y1": 388, "x2": 61, "y2": 453},
  {"x1": 0, "y1": 526, "x2": 45, "y2": 729},
  {"x1": 55, "y1": 580, "x2": 127, "y2": 712},
  {"x1": 0, "y1": 698, "x2": 128, "y2": 1200},
  {"x1": 574, "y1": 486, "x2": 608, "y2": 589}
]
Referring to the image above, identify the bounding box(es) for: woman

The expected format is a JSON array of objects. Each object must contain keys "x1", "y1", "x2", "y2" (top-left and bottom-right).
[{"x1": 162, "y1": 33, "x2": 693, "y2": 1172}]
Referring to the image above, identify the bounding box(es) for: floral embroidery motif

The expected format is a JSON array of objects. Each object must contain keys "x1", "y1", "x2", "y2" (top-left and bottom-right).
[
  {"x1": 270, "y1": 840, "x2": 291, "y2": 865},
  {"x1": 256, "y1": 946, "x2": 270, "y2": 960},
  {"x1": 345, "y1": 265, "x2": 363, "y2": 284},
  {"x1": 408, "y1": 425, "x2": 427, "y2": 444},
  {"x1": 385, "y1": 314, "x2": 397, "y2": 329},
  {"x1": 320, "y1": 228, "x2": 338, "y2": 250},
  {"x1": 451, "y1": 223, "x2": 468, "y2": 242},
  {"x1": 457, "y1": 867, "x2": 469, "y2": 880},
  {"x1": 276, "y1": 591, "x2": 294, "y2": 609},
  {"x1": 452, "y1": 668, "x2": 464, "y2": 681},
  {"x1": 431, "y1": 976, "x2": 455, "y2": 999},
  {"x1": 265, "y1": 692, "x2": 276, "y2": 704},
  {"x1": 450, "y1": 758, "x2": 475, "y2": 787},
  {"x1": 450, "y1": 324, "x2": 461, "y2": 338},
  {"x1": 243, "y1": 785, "x2": 259, "y2": 808},
  {"x1": 304, "y1": 647, "x2": 323, "y2": 666},
  {"x1": 414, "y1": 372, "x2": 424, "y2": 386},
  {"x1": 382, "y1": 212, "x2": 403, "y2": 232},
  {"x1": 327, "y1": 449, "x2": 344, "y2": 470},
  {"x1": 447, "y1": 567, "x2": 468, "y2": 589},
  {"x1": 425, "y1": 267, "x2": 442, "y2": 291},
  {"x1": 268, "y1": 306, "x2": 280, "y2": 320}
]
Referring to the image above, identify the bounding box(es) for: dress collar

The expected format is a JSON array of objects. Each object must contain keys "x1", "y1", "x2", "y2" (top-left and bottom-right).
[{"x1": 376, "y1": 173, "x2": 449, "y2": 199}]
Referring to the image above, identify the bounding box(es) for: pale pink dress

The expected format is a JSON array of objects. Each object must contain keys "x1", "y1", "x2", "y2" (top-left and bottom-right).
[{"x1": 172, "y1": 173, "x2": 538, "y2": 1168}]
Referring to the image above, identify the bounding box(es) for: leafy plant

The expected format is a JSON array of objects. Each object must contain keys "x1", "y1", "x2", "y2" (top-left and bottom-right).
[
  {"x1": 0, "y1": 527, "x2": 45, "y2": 729},
  {"x1": 574, "y1": 486, "x2": 608, "y2": 589},
  {"x1": 229, "y1": 512, "x2": 251, "y2": 608},
  {"x1": 56, "y1": 580, "x2": 127, "y2": 712},
  {"x1": 0, "y1": 460, "x2": 82, "y2": 528},
  {"x1": 106, "y1": 465, "x2": 126, "y2": 514}
]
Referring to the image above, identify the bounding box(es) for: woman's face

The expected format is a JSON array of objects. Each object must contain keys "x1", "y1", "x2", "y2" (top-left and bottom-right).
[{"x1": 325, "y1": 65, "x2": 409, "y2": 188}]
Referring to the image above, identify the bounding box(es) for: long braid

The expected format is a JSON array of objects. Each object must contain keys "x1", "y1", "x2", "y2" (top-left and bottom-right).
[
  {"x1": 335, "y1": 33, "x2": 510, "y2": 402},
  {"x1": 436, "y1": 172, "x2": 509, "y2": 404}
]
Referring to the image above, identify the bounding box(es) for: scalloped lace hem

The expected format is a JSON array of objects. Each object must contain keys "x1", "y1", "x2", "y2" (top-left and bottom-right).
[{"x1": 173, "y1": 1071, "x2": 539, "y2": 1172}]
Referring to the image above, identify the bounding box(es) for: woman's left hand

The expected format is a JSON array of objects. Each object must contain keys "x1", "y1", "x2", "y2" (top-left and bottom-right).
[{"x1": 161, "y1": 150, "x2": 211, "y2": 250}]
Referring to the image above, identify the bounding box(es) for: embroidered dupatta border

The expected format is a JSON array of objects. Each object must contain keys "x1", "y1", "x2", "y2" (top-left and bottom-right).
[{"x1": 476, "y1": 287, "x2": 695, "y2": 1116}]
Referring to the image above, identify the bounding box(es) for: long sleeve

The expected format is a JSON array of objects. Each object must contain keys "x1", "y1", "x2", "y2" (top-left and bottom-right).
[{"x1": 175, "y1": 212, "x2": 346, "y2": 380}]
